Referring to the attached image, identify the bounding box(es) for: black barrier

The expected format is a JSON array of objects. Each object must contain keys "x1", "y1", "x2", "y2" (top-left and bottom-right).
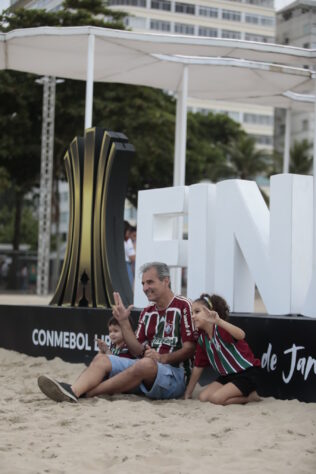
[
  {"x1": 230, "y1": 314, "x2": 316, "y2": 403},
  {"x1": 0, "y1": 305, "x2": 315, "y2": 402},
  {"x1": 0, "y1": 305, "x2": 138, "y2": 364}
]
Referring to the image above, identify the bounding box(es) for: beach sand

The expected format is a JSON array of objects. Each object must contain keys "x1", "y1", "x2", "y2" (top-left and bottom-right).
[{"x1": 0, "y1": 348, "x2": 315, "y2": 474}]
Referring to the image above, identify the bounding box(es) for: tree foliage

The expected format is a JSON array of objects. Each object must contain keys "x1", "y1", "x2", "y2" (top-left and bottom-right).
[
  {"x1": 290, "y1": 139, "x2": 312, "y2": 175},
  {"x1": 0, "y1": 200, "x2": 38, "y2": 249},
  {"x1": 221, "y1": 134, "x2": 271, "y2": 180},
  {"x1": 186, "y1": 111, "x2": 244, "y2": 184},
  {"x1": 93, "y1": 83, "x2": 176, "y2": 205},
  {"x1": 268, "y1": 139, "x2": 313, "y2": 177},
  {"x1": 0, "y1": 0, "x2": 126, "y2": 31}
]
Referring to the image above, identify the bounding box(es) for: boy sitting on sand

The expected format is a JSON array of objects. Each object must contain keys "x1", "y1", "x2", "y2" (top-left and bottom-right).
[{"x1": 96, "y1": 317, "x2": 134, "y2": 359}]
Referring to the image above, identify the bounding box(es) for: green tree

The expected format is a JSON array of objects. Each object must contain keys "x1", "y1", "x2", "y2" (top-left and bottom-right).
[
  {"x1": 290, "y1": 139, "x2": 312, "y2": 175},
  {"x1": 1, "y1": 0, "x2": 127, "y2": 180},
  {"x1": 221, "y1": 134, "x2": 271, "y2": 180},
  {"x1": 186, "y1": 111, "x2": 244, "y2": 185},
  {"x1": 269, "y1": 149, "x2": 283, "y2": 176},
  {"x1": 0, "y1": 70, "x2": 42, "y2": 250},
  {"x1": 2, "y1": 0, "x2": 126, "y2": 31},
  {"x1": 268, "y1": 139, "x2": 312, "y2": 179},
  {"x1": 0, "y1": 166, "x2": 10, "y2": 193},
  {"x1": 93, "y1": 83, "x2": 176, "y2": 205},
  {"x1": 94, "y1": 95, "x2": 246, "y2": 204},
  {"x1": 0, "y1": 200, "x2": 38, "y2": 250}
]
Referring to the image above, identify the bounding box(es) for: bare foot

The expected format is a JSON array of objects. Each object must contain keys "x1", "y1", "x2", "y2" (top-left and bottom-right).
[{"x1": 248, "y1": 391, "x2": 262, "y2": 402}]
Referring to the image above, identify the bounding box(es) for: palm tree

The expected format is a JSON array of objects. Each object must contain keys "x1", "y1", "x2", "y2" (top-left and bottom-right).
[
  {"x1": 290, "y1": 139, "x2": 312, "y2": 175},
  {"x1": 222, "y1": 134, "x2": 271, "y2": 180}
]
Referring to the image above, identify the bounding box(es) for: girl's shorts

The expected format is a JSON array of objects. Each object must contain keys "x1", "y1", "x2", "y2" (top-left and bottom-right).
[{"x1": 216, "y1": 367, "x2": 261, "y2": 396}]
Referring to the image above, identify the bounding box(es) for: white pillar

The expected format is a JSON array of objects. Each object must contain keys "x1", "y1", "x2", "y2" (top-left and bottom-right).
[
  {"x1": 283, "y1": 108, "x2": 291, "y2": 173},
  {"x1": 172, "y1": 66, "x2": 188, "y2": 294},
  {"x1": 312, "y1": 88, "x2": 316, "y2": 269},
  {"x1": 301, "y1": 81, "x2": 316, "y2": 317},
  {"x1": 173, "y1": 65, "x2": 188, "y2": 187},
  {"x1": 84, "y1": 34, "x2": 95, "y2": 130}
]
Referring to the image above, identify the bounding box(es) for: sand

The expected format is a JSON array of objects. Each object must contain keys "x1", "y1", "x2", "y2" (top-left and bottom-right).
[
  {"x1": 0, "y1": 348, "x2": 315, "y2": 474},
  {"x1": 0, "y1": 290, "x2": 268, "y2": 312}
]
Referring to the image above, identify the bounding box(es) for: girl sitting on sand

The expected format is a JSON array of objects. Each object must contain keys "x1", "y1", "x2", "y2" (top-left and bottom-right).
[{"x1": 184, "y1": 293, "x2": 261, "y2": 405}]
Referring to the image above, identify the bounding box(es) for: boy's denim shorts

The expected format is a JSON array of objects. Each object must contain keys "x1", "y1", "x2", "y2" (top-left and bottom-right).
[{"x1": 107, "y1": 355, "x2": 186, "y2": 400}]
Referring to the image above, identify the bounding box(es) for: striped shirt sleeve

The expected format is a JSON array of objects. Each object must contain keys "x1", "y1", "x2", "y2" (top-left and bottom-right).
[
  {"x1": 135, "y1": 310, "x2": 147, "y2": 345},
  {"x1": 194, "y1": 334, "x2": 210, "y2": 367}
]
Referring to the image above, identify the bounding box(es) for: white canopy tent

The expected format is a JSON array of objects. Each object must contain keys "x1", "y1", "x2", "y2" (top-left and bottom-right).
[
  {"x1": 1, "y1": 26, "x2": 316, "y2": 75},
  {"x1": 1, "y1": 26, "x2": 316, "y2": 313},
  {"x1": 1, "y1": 27, "x2": 315, "y2": 185}
]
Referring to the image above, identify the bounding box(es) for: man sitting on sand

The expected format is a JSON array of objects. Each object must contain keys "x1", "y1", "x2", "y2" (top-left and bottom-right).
[{"x1": 38, "y1": 262, "x2": 196, "y2": 402}]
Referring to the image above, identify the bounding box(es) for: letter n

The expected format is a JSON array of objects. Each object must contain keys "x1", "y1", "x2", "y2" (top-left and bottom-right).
[{"x1": 214, "y1": 175, "x2": 313, "y2": 314}]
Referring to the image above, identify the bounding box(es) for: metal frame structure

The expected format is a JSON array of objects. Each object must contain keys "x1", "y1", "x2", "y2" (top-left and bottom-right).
[{"x1": 36, "y1": 76, "x2": 56, "y2": 295}]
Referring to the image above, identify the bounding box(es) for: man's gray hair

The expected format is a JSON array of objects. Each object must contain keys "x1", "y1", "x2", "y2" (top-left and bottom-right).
[{"x1": 139, "y1": 262, "x2": 170, "y2": 281}]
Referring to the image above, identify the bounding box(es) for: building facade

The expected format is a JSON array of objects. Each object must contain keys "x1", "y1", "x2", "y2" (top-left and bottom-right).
[
  {"x1": 275, "y1": 0, "x2": 316, "y2": 154},
  {"x1": 10, "y1": 0, "x2": 63, "y2": 11}
]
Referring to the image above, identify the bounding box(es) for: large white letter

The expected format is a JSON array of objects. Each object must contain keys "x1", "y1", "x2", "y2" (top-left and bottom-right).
[
  {"x1": 214, "y1": 174, "x2": 313, "y2": 314},
  {"x1": 187, "y1": 183, "x2": 216, "y2": 300},
  {"x1": 134, "y1": 186, "x2": 188, "y2": 308}
]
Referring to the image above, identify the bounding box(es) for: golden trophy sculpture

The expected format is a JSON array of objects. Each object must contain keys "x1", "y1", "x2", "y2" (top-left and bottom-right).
[{"x1": 50, "y1": 128, "x2": 134, "y2": 308}]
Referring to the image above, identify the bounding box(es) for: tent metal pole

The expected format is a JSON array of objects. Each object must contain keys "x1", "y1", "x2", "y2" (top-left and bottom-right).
[
  {"x1": 171, "y1": 66, "x2": 188, "y2": 295},
  {"x1": 173, "y1": 65, "x2": 188, "y2": 187},
  {"x1": 84, "y1": 33, "x2": 95, "y2": 130},
  {"x1": 283, "y1": 108, "x2": 291, "y2": 173},
  {"x1": 173, "y1": 96, "x2": 181, "y2": 186}
]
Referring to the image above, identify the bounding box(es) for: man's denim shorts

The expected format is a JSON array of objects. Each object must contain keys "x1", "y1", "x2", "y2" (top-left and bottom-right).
[{"x1": 107, "y1": 355, "x2": 186, "y2": 400}]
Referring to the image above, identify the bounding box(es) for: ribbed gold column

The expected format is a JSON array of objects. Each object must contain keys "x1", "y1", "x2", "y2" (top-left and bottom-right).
[{"x1": 50, "y1": 128, "x2": 134, "y2": 308}]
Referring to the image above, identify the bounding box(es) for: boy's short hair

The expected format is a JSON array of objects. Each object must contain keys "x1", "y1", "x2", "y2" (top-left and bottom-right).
[{"x1": 108, "y1": 317, "x2": 120, "y2": 328}]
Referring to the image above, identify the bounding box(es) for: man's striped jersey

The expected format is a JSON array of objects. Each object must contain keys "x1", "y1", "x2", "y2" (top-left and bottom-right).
[{"x1": 136, "y1": 296, "x2": 195, "y2": 379}]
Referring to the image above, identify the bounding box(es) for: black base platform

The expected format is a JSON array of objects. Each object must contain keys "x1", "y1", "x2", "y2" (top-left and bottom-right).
[{"x1": 0, "y1": 304, "x2": 315, "y2": 402}]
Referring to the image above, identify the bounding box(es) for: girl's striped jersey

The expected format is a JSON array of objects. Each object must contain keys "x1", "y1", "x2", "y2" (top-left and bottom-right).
[
  {"x1": 194, "y1": 325, "x2": 260, "y2": 375},
  {"x1": 136, "y1": 295, "x2": 195, "y2": 379}
]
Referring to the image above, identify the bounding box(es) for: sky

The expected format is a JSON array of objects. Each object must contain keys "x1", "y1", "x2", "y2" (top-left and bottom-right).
[
  {"x1": 275, "y1": 0, "x2": 294, "y2": 10},
  {"x1": 0, "y1": 0, "x2": 10, "y2": 12}
]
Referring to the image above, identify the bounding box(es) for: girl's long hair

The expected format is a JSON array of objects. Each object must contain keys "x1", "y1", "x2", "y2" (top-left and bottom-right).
[{"x1": 195, "y1": 293, "x2": 230, "y2": 321}]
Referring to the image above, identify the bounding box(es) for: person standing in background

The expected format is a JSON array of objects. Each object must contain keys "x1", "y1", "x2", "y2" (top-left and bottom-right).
[
  {"x1": 129, "y1": 225, "x2": 137, "y2": 280},
  {"x1": 124, "y1": 221, "x2": 135, "y2": 288},
  {"x1": 130, "y1": 226, "x2": 137, "y2": 251}
]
